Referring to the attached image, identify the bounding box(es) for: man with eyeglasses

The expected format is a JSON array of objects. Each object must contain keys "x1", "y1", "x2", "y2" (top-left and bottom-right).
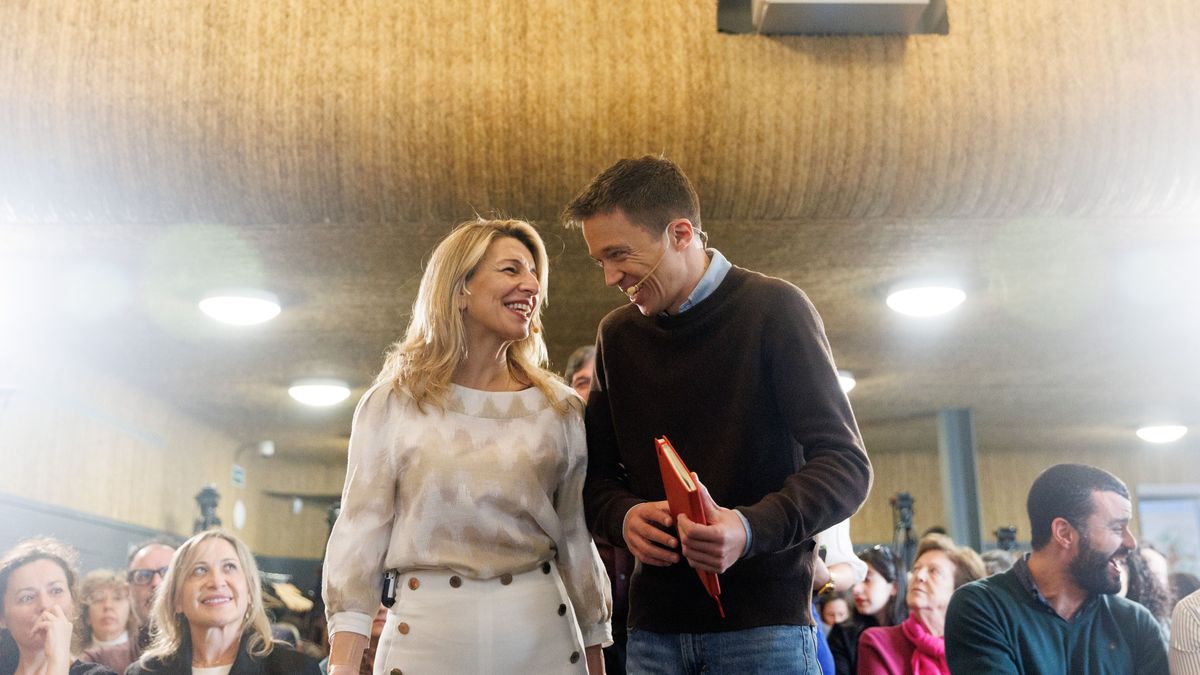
[
  {"x1": 80, "y1": 540, "x2": 175, "y2": 672},
  {"x1": 563, "y1": 155, "x2": 872, "y2": 674}
]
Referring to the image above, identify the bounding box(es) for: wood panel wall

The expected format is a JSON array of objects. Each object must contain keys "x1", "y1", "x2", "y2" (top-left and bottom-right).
[
  {"x1": 850, "y1": 422, "x2": 1200, "y2": 546},
  {"x1": 0, "y1": 347, "x2": 339, "y2": 558},
  {"x1": 4, "y1": 341, "x2": 1196, "y2": 557}
]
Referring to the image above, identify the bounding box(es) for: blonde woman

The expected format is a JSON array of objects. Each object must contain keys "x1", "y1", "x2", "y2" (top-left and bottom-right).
[
  {"x1": 323, "y1": 219, "x2": 611, "y2": 675},
  {"x1": 0, "y1": 538, "x2": 116, "y2": 675},
  {"x1": 127, "y1": 530, "x2": 319, "y2": 675},
  {"x1": 77, "y1": 570, "x2": 137, "y2": 663}
]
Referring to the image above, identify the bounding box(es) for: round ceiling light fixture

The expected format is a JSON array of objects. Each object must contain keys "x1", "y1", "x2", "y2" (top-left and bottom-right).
[
  {"x1": 288, "y1": 378, "x2": 351, "y2": 407},
  {"x1": 199, "y1": 290, "x2": 281, "y2": 325},
  {"x1": 886, "y1": 283, "x2": 966, "y2": 318},
  {"x1": 837, "y1": 370, "x2": 857, "y2": 394},
  {"x1": 1136, "y1": 425, "x2": 1187, "y2": 444}
]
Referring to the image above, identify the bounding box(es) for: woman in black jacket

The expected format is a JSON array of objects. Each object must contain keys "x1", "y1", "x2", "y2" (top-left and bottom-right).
[{"x1": 125, "y1": 530, "x2": 319, "y2": 675}]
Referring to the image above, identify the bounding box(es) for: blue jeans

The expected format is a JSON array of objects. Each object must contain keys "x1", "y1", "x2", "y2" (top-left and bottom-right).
[{"x1": 627, "y1": 625, "x2": 820, "y2": 675}]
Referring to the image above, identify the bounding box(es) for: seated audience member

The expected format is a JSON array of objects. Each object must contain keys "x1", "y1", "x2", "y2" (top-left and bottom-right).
[
  {"x1": 127, "y1": 529, "x2": 320, "y2": 675},
  {"x1": 77, "y1": 570, "x2": 136, "y2": 653},
  {"x1": 0, "y1": 538, "x2": 116, "y2": 675},
  {"x1": 268, "y1": 623, "x2": 299, "y2": 649},
  {"x1": 1171, "y1": 588, "x2": 1200, "y2": 674},
  {"x1": 1174, "y1": 573, "x2": 1200, "y2": 605},
  {"x1": 1122, "y1": 545, "x2": 1174, "y2": 637},
  {"x1": 980, "y1": 549, "x2": 1015, "y2": 576},
  {"x1": 944, "y1": 464, "x2": 1168, "y2": 674},
  {"x1": 814, "y1": 520, "x2": 870, "y2": 675},
  {"x1": 857, "y1": 534, "x2": 985, "y2": 674},
  {"x1": 81, "y1": 540, "x2": 176, "y2": 672},
  {"x1": 829, "y1": 545, "x2": 905, "y2": 675},
  {"x1": 1140, "y1": 543, "x2": 1172, "y2": 592},
  {"x1": 820, "y1": 591, "x2": 852, "y2": 634}
]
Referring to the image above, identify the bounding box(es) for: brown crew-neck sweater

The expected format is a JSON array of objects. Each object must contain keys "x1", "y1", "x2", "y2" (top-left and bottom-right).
[{"x1": 583, "y1": 265, "x2": 872, "y2": 634}]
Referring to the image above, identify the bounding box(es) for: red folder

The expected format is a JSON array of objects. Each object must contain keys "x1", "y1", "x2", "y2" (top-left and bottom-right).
[{"x1": 655, "y1": 436, "x2": 725, "y2": 618}]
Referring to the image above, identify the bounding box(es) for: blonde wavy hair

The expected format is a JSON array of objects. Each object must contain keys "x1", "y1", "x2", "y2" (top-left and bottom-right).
[
  {"x1": 77, "y1": 568, "x2": 138, "y2": 647},
  {"x1": 377, "y1": 218, "x2": 567, "y2": 413},
  {"x1": 140, "y1": 530, "x2": 274, "y2": 665}
]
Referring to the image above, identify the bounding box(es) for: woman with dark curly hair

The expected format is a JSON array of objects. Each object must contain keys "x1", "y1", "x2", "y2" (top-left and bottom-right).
[
  {"x1": 1122, "y1": 545, "x2": 1174, "y2": 637},
  {"x1": 0, "y1": 538, "x2": 116, "y2": 675}
]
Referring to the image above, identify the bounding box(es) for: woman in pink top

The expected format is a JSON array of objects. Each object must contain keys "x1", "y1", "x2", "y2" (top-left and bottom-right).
[{"x1": 857, "y1": 534, "x2": 986, "y2": 675}]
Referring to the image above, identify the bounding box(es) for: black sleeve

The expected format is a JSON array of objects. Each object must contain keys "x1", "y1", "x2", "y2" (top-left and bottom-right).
[
  {"x1": 582, "y1": 328, "x2": 643, "y2": 547},
  {"x1": 70, "y1": 661, "x2": 118, "y2": 675},
  {"x1": 267, "y1": 649, "x2": 323, "y2": 675},
  {"x1": 826, "y1": 623, "x2": 857, "y2": 675}
]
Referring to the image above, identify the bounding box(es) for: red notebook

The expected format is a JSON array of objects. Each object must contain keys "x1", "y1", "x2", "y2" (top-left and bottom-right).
[{"x1": 655, "y1": 436, "x2": 726, "y2": 618}]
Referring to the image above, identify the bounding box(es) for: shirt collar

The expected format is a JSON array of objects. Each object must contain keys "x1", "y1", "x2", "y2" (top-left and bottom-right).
[
  {"x1": 1012, "y1": 552, "x2": 1100, "y2": 618},
  {"x1": 676, "y1": 249, "x2": 731, "y2": 314}
]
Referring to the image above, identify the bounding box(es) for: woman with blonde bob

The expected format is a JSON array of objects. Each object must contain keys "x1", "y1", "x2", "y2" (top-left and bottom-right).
[
  {"x1": 127, "y1": 530, "x2": 319, "y2": 675},
  {"x1": 0, "y1": 538, "x2": 115, "y2": 675},
  {"x1": 324, "y1": 219, "x2": 611, "y2": 675}
]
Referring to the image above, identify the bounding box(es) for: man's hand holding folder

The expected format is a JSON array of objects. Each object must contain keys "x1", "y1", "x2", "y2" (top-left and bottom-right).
[
  {"x1": 622, "y1": 486, "x2": 746, "y2": 574},
  {"x1": 676, "y1": 478, "x2": 746, "y2": 575},
  {"x1": 622, "y1": 501, "x2": 680, "y2": 566}
]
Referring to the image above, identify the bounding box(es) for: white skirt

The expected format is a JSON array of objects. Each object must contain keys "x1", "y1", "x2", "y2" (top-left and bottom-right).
[{"x1": 374, "y1": 564, "x2": 588, "y2": 675}]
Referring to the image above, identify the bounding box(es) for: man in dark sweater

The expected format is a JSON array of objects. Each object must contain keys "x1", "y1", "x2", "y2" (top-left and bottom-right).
[
  {"x1": 945, "y1": 464, "x2": 1168, "y2": 674},
  {"x1": 563, "y1": 155, "x2": 872, "y2": 674}
]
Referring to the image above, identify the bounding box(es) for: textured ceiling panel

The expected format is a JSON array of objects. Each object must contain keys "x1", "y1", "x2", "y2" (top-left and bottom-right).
[{"x1": 2, "y1": 1, "x2": 1198, "y2": 223}]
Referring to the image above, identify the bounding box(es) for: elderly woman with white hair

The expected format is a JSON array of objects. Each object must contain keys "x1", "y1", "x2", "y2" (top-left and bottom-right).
[
  {"x1": 323, "y1": 219, "x2": 612, "y2": 675},
  {"x1": 125, "y1": 530, "x2": 320, "y2": 675}
]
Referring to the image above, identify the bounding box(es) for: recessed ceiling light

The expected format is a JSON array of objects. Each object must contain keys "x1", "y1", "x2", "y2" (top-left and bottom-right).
[
  {"x1": 886, "y1": 284, "x2": 966, "y2": 317},
  {"x1": 199, "y1": 290, "x2": 281, "y2": 325},
  {"x1": 288, "y1": 379, "x2": 351, "y2": 407},
  {"x1": 838, "y1": 370, "x2": 857, "y2": 394},
  {"x1": 1136, "y1": 425, "x2": 1187, "y2": 444}
]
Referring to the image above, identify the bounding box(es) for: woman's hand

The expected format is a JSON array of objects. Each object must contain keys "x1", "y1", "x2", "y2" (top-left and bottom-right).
[
  {"x1": 585, "y1": 644, "x2": 605, "y2": 674},
  {"x1": 327, "y1": 631, "x2": 369, "y2": 675},
  {"x1": 36, "y1": 604, "x2": 73, "y2": 674}
]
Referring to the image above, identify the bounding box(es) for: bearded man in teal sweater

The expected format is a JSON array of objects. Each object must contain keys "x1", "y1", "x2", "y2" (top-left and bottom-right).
[{"x1": 945, "y1": 463, "x2": 1167, "y2": 674}]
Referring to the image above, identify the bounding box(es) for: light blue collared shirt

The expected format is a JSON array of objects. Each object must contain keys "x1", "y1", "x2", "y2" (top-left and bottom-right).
[
  {"x1": 676, "y1": 249, "x2": 732, "y2": 314},
  {"x1": 657, "y1": 248, "x2": 754, "y2": 555}
]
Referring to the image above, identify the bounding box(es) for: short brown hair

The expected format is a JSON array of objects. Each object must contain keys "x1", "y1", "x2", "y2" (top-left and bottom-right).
[
  {"x1": 914, "y1": 533, "x2": 986, "y2": 589},
  {"x1": 562, "y1": 155, "x2": 703, "y2": 240}
]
